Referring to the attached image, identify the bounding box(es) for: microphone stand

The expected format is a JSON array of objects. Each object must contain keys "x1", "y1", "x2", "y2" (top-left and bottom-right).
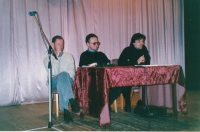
[{"x1": 29, "y1": 12, "x2": 57, "y2": 128}]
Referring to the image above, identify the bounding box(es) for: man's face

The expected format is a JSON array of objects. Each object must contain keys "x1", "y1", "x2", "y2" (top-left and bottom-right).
[
  {"x1": 53, "y1": 39, "x2": 64, "y2": 52},
  {"x1": 133, "y1": 39, "x2": 144, "y2": 49},
  {"x1": 86, "y1": 37, "x2": 100, "y2": 51}
]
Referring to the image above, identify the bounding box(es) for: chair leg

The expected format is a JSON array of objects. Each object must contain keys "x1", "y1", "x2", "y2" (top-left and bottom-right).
[
  {"x1": 114, "y1": 100, "x2": 117, "y2": 113},
  {"x1": 131, "y1": 88, "x2": 134, "y2": 97},
  {"x1": 55, "y1": 93, "x2": 59, "y2": 117},
  {"x1": 120, "y1": 94, "x2": 124, "y2": 109}
]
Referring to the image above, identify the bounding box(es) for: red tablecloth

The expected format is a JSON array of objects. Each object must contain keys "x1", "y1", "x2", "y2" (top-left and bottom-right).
[{"x1": 73, "y1": 65, "x2": 187, "y2": 126}]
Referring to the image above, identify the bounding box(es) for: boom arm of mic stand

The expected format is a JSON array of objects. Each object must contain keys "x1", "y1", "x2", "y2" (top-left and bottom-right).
[{"x1": 32, "y1": 15, "x2": 58, "y2": 60}]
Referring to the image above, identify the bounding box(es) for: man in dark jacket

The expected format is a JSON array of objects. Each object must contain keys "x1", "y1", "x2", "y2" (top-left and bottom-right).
[
  {"x1": 79, "y1": 33, "x2": 110, "y2": 66},
  {"x1": 109, "y1": 33, "x2": 151, "y2": 112},
  {"x1": 118, "y1": 33, "x2": 150, "y2": 66}
]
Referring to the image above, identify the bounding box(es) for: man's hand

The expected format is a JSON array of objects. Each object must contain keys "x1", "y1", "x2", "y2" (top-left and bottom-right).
[{"x1": 137, "y1": 55, "x2": 145, "y2": 64}]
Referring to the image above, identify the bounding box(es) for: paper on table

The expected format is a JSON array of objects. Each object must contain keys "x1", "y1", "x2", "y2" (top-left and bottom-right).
[
  {"x1": 135, "y1": 64, "x2": 175, "y2": 67},
  {"x1": 81, "y1": 63, "x2": 97, "y2": 67}
]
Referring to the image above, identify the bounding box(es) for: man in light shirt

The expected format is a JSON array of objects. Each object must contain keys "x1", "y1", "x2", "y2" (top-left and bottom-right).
[{"x1": 43, "y1": 35, "x2": 82, "y2": 123}]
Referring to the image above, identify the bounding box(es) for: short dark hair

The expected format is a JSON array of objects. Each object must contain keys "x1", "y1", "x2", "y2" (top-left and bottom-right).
[
  {"x1": 130, "y1": 33, "x2": 146, "y2": 45},
  {"x1": 85, "y1": 33, "x2": 98, "y2": 43},
  {"x1": 52, "y1": 35, "x2": 64, "y2": 43}
]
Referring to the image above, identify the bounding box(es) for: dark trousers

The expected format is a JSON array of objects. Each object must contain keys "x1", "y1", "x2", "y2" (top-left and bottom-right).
[{"x1": 109, "y1": 86, "x2": 132, "y2": 107}]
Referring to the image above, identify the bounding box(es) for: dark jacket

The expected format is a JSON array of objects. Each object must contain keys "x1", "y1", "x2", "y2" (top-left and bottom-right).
[
  {"x1": 79, "y1": 50, "x2": 110, "y2": 66},
  {"x1": 118, "y1": 44, "x2": 150, "y2": 66}
]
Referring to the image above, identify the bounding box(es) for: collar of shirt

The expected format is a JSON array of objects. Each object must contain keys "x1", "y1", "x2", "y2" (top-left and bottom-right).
[
  {"x1": 58, "y1": 52, "x2": 64, "y2": 57},
  {"x1": 87, "y1": 49, "x2": 97, "y2": 52}
]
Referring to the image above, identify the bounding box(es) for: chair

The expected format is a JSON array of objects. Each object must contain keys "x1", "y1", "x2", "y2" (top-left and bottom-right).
[
  {"x1": 52, "y1": 90, "x2": 59, "y2": 117},
  {"x1": 52, "y1": 89, "x2": 72, "y2": 117}
]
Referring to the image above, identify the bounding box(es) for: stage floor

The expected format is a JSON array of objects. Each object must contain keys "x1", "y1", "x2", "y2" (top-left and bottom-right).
[{"x1": 0, "y1": 91, "x2": 199, "y2": 131}]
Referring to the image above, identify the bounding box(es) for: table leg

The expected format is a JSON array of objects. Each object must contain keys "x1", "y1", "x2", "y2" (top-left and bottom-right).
[
  {"x1": 104, "y1": 124, "x2": 110, "y2": 130},
  {"x1": 172, "y1": 83, "x2": 178, "y2": 119},
  {"x1": 142, "y1": 86, "x2": 145, "y2": 105}
]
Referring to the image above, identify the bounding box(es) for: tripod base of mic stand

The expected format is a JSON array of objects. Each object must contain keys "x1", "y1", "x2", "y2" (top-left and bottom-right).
[{"x1": 48, "y1": 122, "x2": 53, "y2": 128}]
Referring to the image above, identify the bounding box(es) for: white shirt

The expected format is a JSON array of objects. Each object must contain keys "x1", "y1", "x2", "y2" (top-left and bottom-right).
[{"x1": 43, "y1": 52, "x2": 75, "y2": 80}]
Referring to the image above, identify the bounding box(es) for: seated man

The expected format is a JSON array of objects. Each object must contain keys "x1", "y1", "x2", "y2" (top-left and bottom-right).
[
  {"x1": 79, "y1": 33, "x2": 122, "y2": 112},
  {"x1": 79, "y1": 33, "x2": 110, "y2": 66},
  {"x1": 43, "y1": 35, "x2": 82, "y2": 123},
  {"x1": 109, "y1": 33, "x2": 151, "y2": 112}
]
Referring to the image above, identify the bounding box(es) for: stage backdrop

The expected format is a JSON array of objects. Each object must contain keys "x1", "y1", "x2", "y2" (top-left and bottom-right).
[{"x1": 0, "y1": 0, "x2": 184, "y2": 106}]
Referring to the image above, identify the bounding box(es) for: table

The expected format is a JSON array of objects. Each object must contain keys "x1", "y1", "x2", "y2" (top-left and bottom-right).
[{"x1": 73, "y1": 65, "x2": 187, "y2": 126}]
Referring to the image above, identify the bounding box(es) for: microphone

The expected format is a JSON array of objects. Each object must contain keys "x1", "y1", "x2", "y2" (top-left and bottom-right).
[
  {"x1": 139, "y1": 50, "x2": 145, "y2": 65},
  {"x1": 28, "y1": 11, "x2": 37, "y2": 16},
  {"x1": 48, "y1": 46, "x2": 58, "y2": 60}
]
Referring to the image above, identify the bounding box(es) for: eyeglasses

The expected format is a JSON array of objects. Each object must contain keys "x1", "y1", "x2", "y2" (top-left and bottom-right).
[{"x1": 90, "y1": 42, "x2": 101, "y2": 45}]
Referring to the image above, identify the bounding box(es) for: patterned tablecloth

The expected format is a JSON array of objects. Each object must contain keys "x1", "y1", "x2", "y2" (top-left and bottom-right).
[{"x1": 73, "y1": 65, "x2": 187, "y2": 126}]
